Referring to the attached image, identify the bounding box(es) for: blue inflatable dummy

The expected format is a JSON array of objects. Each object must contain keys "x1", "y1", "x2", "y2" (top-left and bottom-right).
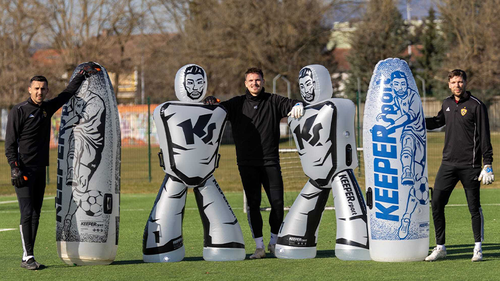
[
  {"x1": 143, "y1": 64, "x2": 245, "y2": 262},
  {"x1": 276, "y1": 64, "x2": 370, "y2": 260},
  {"x1": 363, "y1": 58, "x2": 429, "y2": 262}
]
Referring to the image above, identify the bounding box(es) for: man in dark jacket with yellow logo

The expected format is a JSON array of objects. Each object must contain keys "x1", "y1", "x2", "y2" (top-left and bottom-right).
[{"x1": 425, "y1": 69, "x2": 494, "y2": 262}]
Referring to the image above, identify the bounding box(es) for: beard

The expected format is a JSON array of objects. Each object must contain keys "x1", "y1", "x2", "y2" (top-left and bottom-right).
[
  {"x1": 395, "y1": 88, "x2": 407, "y2": 97},
  {"x1": 301, "y1": 89, "x2": 315, "y2": 102},
  {"x1": 188, "y1": 90, "x2": 202, "y2": 99}
]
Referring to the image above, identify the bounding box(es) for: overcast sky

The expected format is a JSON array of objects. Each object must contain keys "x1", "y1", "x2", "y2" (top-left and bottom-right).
[{"x1": 398, "y1": 0, "x2": 438, "y2": 20}]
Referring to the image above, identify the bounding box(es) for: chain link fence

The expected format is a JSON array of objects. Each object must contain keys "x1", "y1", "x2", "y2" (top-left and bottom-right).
[{"x1": 1, "y1": 97, "x2": 499, "y2": 196}]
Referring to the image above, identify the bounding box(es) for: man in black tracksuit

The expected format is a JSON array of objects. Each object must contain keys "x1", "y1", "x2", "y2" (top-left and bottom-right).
[
  {"x1": 207, "y1": 68, "x2": 303, "y2": 259},
  {"x1": 5, "y1": 63, "x2": 99, "y2": 270},
  {"x1": 424, "y1": 69, "x2": 494, "y2": 262}
]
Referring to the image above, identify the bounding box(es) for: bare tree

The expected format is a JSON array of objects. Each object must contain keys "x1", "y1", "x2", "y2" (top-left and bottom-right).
[
  {"x1": 106, "y1": 0, "x2": 144, "y2": 96},
  {"x1": 344, "y1": 0, "x2": 409, "y2": 102},
  {"x1": 438, "y1": 0, "x2": 500, "y2": 103},
  {"x1": 43, "y1": 0, "x2": 112, "y2": 70},
  {"x1": 0, "y1": 1, "x2": 46, "y2": 106},
  {"x1": 144, "y1": 0, "x2": 343, "y2": 102}
]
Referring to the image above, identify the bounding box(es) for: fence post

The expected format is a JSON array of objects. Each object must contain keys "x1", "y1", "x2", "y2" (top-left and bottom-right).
[
  {"x1": 357, "y1": 77, "x2": 362, "y2": 177},
  {"x1": 148, "y1": 97, "x2": 152, "y2": 182},
  {"x1": 416, "y1": 75, "x2": 426, "y2": 115}
]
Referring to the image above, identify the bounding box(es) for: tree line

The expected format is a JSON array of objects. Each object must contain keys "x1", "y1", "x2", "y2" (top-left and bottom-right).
[
  {"x1": 346, "y1": 0, "x2": 500, "y2": 105},
  {"x1": 0, "y1": 0, "x2": 498, "y2": 106}
]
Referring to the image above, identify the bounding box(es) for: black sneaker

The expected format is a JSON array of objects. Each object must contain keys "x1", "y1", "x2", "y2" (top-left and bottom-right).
[
  {"x1": 20, "y1": 258, "x2": 38, "y2": 270},
  {"x1": 34, "y1": 261, "x2": 45, "y2": 269}
]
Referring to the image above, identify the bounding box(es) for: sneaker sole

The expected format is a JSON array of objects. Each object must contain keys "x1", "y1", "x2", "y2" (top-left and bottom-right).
[{"x1": 21, "y1": 264, "x2": 38, "y2": 270}]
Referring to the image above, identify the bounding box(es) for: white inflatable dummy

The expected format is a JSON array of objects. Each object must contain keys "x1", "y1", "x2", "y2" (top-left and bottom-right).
[
  {"x1": 143, "y1": 64, "x2": 245, "y2": 262},
  {"x1": 56, "y1": 62, "x2": 121, "y2": 265},
  {"x1": 276, "y1": 65, "x2": 370, "y2": 260},
  {"x1": 363, "y1": 58, "x2": 429, "y2": 262}
]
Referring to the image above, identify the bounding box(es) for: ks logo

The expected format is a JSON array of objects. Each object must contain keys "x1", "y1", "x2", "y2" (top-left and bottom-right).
[
  {"x1": 293, "y1": 114, "x2": 323, "y2": 150},
  {"x1": 178, "y1": 114, "x2": 217, "y2": 145}
]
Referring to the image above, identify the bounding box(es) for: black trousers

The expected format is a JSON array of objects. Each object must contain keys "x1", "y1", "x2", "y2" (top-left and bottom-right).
[
  {"x1": 432, "y1": 164, "x2": 483, "y2": 245},
  {"x1": 14, "y1": 166, "x2": 46, "y2": 260},
  {"x1": 238, "y1": 165, "x2": 284, "y2": 239}
]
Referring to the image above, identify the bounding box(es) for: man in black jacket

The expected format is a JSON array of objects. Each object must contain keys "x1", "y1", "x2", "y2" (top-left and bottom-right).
[
  {"x1": 205, "y1": 67, "x2": 303, "y2": 258},
  {"x1": 5, "y1": 63, "x2": 100, "y2": 270},
  {"x1": 424, "y1": 69, "x2": 494, "y2": 262}
]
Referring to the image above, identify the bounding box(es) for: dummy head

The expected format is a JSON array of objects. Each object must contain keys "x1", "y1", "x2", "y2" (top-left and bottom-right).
[
  {"x1": 298, "y1": 64, "x2": 332, "y2": 104},
  {"x1": 175, "y1": 64, "x2": 207, "y2": 102}
]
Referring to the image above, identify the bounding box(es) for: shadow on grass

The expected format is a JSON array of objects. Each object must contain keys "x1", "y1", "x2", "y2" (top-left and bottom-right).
[
  {"x1": 314, "y1": 249, "x2": 336, "y2": 259},
  {"x1": 111, "y1": 259, "x2": 146, "y2": 265},
  {"x1": 429, "y1": 243, "x2": 500, "y2": 261},
  {"x1": 110, "y1": 256, "x2": 205, "y2": 265}
]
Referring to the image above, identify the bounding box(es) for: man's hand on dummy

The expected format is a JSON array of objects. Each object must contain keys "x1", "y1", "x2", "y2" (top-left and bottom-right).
[
  {"x1": 287, "y1": 102, "x2": 304, "y2": 119},
  {"x1": 478, "y1": 165, "x2": 494, "y2": 185},
  {"x1": 203, "y1": 96, "x2": 220, "y2": 105},
  {"x1": 10, "y1": 162, "x2": 28, "y2": 188},
  {"x1": 78, "y1": 62, "x2": 101, "y2": 78}
]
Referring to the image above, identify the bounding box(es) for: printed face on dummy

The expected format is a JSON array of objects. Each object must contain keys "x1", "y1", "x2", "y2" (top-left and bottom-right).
[
  {"x1": 391, "y1": 77, "x2": 408, "y2": 98},
  {"x1": 184, "y1": 73, "x2": 205, "y2": 100},
  {"x1": 245, "y1": 73, "x2": 264, "y2": 96},
  {"x1": 448, "y1": 75, "x2": 466, "y2": 100},
  {"x1": 299, "y1": 73, "x2": 315, "y2": 102},
  {"x1": 29, "y1": 81, "x2": 49, "y2": 105}
]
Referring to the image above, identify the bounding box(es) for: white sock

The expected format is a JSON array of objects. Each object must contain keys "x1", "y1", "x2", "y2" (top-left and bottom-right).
[
  {"x1": 436, "y1": 244, "x2": 446, "y2": 251},
  {"x1": 254, "y1": 237, "x2": 264, "y2": 249},
  {"x1": 23, "y1": 255, "x2": 34, "y2": 262},
  {"x1": 270, "y1": 233, "x2": 278, "y2": 245},
  {"x1": 475, "y1": 242, "x2": 482, "y2": 251}
]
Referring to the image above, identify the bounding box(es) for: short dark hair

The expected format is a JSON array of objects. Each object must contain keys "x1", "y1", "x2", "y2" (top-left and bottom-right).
[
  {"x1": 245, "y1": 67, "x2": 264, "y2": 80},
  {"x1": 185, "y1": 65, "x2": 205, "y2": 76},
  {"x1": 30, "y1": 76, "x2": 49, "y2": 86},
  {"x1": 448, "y1": 69, "x2": 467, "y2": 82},
  {"x1": 299, "y1": 68, "x2": 313, "y2": 80}
]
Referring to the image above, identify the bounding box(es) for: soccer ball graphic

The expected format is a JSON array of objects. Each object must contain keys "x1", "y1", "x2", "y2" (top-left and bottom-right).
[{"x1": 79, "y1": 190, "x2": 103, "y2": 217}]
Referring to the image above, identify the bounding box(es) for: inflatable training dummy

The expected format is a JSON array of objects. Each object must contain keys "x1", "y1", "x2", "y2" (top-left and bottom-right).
[
  {"x1": 56, "y1": 62, "x2": 121, "y2": 265},
  {"x1": 363, "y1": 58, "x2": 429, "y2": 262},
  {"x1": 143, "y1": 64, "x2": 245, "y2": 262},
  {"x1": 276, "y1": 64, "x2": 370, "y2": 260}
]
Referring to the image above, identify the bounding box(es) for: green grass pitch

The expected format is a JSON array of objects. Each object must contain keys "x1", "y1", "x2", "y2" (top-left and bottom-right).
[
  {"x1": 1, "y1": 134, "x2": 500, "y2": 280},
  {"x1": 1, "y1": 189, "x2": 500, "y2": 280}
]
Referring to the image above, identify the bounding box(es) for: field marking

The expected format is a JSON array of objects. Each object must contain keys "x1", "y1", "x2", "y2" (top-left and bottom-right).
[
  {"x1": 0, "y1": 196, "x2": 54, "y2": 205},
  {"x1": 447, "y1": 203, "x2": 500, "y2": 207},
  {"x1": 0, "y1": 228, "x2": 16, "y2": 232}
]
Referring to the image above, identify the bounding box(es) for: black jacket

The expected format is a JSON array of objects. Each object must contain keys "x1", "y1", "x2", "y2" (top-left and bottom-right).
[
  {"x1": 5, "y1": 75, "x2": 85, "y2": 167},
  {"x1": 426, "y1": 91, "x2": 493, "y2": 168},
  {"x1": 221, "y1": 88, "x2": 298, "y2": 166}
]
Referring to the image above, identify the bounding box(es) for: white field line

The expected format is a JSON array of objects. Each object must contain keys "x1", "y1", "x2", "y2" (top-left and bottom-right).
[{"x1": 0, "y1": 196, "x2": 55, "y2": 205}]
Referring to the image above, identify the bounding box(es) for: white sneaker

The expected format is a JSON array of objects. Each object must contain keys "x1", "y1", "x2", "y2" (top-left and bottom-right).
[
  {"x1": 425, "y1": 247, "x2": 447, "y2": 261},
  {"x1": 268, "y1": 244, "x2": 276, "y2": 256},
  {"x1": 249, "y1": 248, "x2": 266, "y2": 259},
  {"x1": 471, "y1": 249, "x2": 483, "y2": 262}
]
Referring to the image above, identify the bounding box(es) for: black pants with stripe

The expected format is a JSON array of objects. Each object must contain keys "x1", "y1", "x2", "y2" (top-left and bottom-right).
[
  {"x1": 14, "y1": 166, "x2": 46, "y2": 260},
  {"x1": 431, "y1": 164, "x2": 483, "y2": 245},
  {"x1": 238, "y1": 165, "x2": 284, "y2": 239}
]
